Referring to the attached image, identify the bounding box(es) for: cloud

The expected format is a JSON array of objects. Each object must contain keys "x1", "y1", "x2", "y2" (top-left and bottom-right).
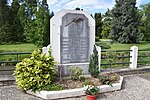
[
  {"x1": 49, "y1": 0, "x2": 58, "y2": 5},
  {"x1": 65, "y1": 0, "x2": 114, "y2": 9},
  {"x1": 136, "y1": 0, "x2": 142, "y2": 6},
  {"x1": 49, "y1": 0, "x2": 115, "y2": 14}
]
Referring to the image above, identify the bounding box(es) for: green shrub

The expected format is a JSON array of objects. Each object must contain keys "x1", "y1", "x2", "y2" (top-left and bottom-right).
[
  {"x1": 99, "y1": 75, "x2": 112, "y2": 86},
  {"x1": 98, "y1": 73, "x2": 120, "y2": 86},
  {"x1": 89, "y1": 45, "x2": 100, "y2": 77},
  {"x1": 68, "y1": 66, "x2": 85, "y2": 81},
  {"x1": 13, "y1": 50, "x2": 57, "y2": 92}
]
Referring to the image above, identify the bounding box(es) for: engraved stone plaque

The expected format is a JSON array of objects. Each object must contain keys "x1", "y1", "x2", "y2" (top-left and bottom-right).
[
  {"x1": 50, "y1": 10, "x2": 95, "y2": 75},
  {"x1": 60, "y1": 13, "x2": 89, "y2": 63}
]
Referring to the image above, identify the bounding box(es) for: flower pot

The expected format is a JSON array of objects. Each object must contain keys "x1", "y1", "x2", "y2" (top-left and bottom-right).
[{"x1": 86, "y1": 95, "x2": 97, "y2": 100}]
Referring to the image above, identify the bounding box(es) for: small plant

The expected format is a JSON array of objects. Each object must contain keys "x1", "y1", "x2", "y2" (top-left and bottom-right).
[
  {"x1": 68, "y1": 66, "x2": 85, "y2": 81},
  {"x1": 83, "y1": 82, "x2": 100, "y2": 96},
  {"x1": 98, "y1": 73, "x2": 120, "y2": 86},
  {"x1": 89, "y1": 45, "x2": 100, "y2": 77},
  {"x1": 82, "y1": 80, "x2": 93, "y2": 86},
  {"x1": 13, "y1": 50, "x2": 57, "y2": 92},
  {"x1": 32, "y1": 83, "x2": 63, "y2": 92},
  {"x1": 106, "y1": 50, "x2": 117, "y2": 70},
  {"x1": 99, "y1": 75, "x2": 112, "y2": 86}
]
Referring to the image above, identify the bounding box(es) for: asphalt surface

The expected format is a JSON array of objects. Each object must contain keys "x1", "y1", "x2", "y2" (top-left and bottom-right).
[{"x1": 0, "y1": 75, "x2": 150, "y2": 100}]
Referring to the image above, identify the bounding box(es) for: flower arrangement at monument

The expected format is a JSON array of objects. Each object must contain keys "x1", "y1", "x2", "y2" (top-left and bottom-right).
[{"x1": 83, "y1": 82, "x2": 100, "y2": 100}]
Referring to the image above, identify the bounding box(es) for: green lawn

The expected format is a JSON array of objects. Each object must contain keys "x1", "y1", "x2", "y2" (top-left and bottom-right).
[
  {"x1": 101, "y1": 39, "x2": 150, "y2": 50},
  {"x1": 0, "y1": 41, "x2": 149, "y2": 52},
  {"x1": 0, "y1": 44, "x2": 39, "y2": 52},
  {"x1": 0, "y1": 44, "x2": 39, "y2": 62}
]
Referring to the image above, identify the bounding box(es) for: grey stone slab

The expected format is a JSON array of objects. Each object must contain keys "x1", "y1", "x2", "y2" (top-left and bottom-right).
[
  {"x1": 60, "y1": 13, "x2": 89, "y2": 64},
  {"x1": 0, "y1": 75, "x2": 15, "y2": 81}
]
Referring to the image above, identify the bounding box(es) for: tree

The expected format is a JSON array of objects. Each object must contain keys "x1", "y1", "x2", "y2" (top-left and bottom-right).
[
  {"x1": 35, "y1": 0, "x2": 50, "y2": 46},
  {"x1": 94, "y1": 13, "x2": 103, "y2": 39},
  {"x1": 111, "y1": 0, "x2": 143, "y2": 43},
  {"x1": 140, "y1": 3, "x2": 150, "y2": 41},
  {"x1": 0, "y1": 0, "x2": 8, "y2": 26},
  {"x1": 11, "y1": 0, "x2": 24, "y2": 42},
  {"x1": 101, "y1": 9, "x2": 112, "y2": 39},
  {"x1": 17, "y1": 0, "x2": 51, "y2": 47},
  {"x1": 17, "y1": 0, "x2": 38, "y2": 44},
  {"x1": 0, "y1": 0, "x2": 13, "y2": 43},
  {"x1": 89, "y1": 45, "x2": 99, "y2": 77}
]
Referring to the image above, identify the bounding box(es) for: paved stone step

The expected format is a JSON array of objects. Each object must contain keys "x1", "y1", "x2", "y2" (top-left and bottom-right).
[{"x1": 0, "y1": 66, "x2": 14, "y2": 75}]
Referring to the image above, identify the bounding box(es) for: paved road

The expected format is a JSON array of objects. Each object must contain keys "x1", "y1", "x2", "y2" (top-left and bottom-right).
[{"x1": 0, "y1": 75, "x2": 150, "y2": 100}]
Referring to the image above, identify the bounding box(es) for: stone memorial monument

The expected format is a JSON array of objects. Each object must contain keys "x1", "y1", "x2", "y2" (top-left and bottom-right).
[{"x1": 50, "y1": 9, "x2": 95, "y2": 75}]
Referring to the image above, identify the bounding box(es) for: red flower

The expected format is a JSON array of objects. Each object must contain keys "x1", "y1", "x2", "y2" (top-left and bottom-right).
[{"x1": 90, "y1": 82, "x2": 92, "y2": 86}]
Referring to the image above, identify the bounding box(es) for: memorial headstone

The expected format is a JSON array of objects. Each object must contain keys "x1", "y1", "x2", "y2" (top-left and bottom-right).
[{"x1": 50, "y1": 9, "x2": 95, "y2": 75}]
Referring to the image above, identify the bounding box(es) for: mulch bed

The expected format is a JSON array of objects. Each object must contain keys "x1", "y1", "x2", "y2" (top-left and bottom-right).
[
  {"x1": 55, "y1": 77, "x2": 102, "y2": 89},
  {"x1": 55, "y1": 73, "x2": 120, "y2": 90}
]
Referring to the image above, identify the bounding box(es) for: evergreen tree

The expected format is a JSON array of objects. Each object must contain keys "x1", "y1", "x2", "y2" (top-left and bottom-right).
[
  {"x1": 101, "y1": 9, "x2": 112, "y2": 39},
  {"x1": 0, "y1": 0, "x2": 8, "y2": 26},
  {"x1": 89, "y1": 45, "x2": 99, "y2": 77},
  {"x1": 94, "y1": 13, "x2": 103, "y2": 39},
  {"x1": 0, "y1": 0, "x2": 12, "y2": 43},
  {"x1": 140, "y1": 3, "x2": 150, "y2": 41},
  {"x1": 111, "y1": 0, "x2": 143, "y2": 43},
  {"x1": 11, "y1": 0, "x2": 24, "y2": 42}
]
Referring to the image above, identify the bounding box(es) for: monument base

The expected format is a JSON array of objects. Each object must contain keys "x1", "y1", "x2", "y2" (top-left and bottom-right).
[{"x1": 58, "y1": 62, "x2": 89, "y2": 76}]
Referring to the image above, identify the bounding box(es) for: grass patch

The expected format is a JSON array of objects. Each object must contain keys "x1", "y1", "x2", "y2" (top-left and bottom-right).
[
  {"x1": 0, "y1": 43, "x2": 39, "y2": 52},
  {"x1": 0, "y1": 44, "x2": 39, "y2": 65},
  {"x1": 100, "y1": 40, "x2": 150, "y2": 50}
]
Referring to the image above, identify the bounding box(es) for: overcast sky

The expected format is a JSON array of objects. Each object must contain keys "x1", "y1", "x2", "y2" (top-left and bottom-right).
[{"x1": 49, "y1": 0, "x2": 150, "y2": 14}]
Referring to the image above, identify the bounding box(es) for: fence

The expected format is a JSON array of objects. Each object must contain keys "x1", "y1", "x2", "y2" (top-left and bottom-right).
[
  {"x1": 0, "y1": 52, "x2": 31, "y2": 71},
  {"x1": 138, "y1": 49, "x2": 150, "y2": 66},
  {"x1": 0, "y1": 46, "x2": 150, "y2": 72},
  {"x1": 96, "y1": 46, "x2": 150, "y2": 69},
  {"x1": 100, "y1": 49, "x2": 131, "y2": 69}
]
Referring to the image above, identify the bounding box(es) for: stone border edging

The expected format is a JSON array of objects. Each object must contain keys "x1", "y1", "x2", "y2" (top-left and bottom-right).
[{"x1": 26, "y1": 76, "x2": 123, "y2": 99}]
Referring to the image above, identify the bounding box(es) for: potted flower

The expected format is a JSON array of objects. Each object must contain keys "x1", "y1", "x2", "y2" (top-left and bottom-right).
[{"x1": 83, "y1": 82, "x2": 100, "y2": 100}]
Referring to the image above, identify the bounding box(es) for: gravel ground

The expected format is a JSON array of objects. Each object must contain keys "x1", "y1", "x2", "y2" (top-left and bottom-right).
[{"x1": 0, "y1": 75, "x2": 150, "y2": 100}]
